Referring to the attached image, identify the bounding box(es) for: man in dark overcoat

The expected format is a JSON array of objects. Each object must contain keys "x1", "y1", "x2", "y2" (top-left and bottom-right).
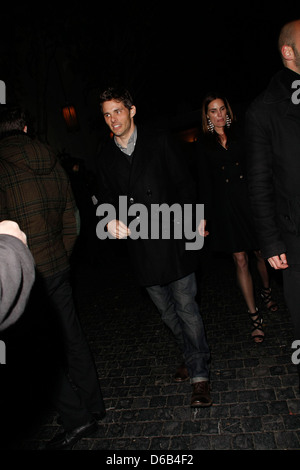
[
  {"x1": 96, "y1": 87, "x2": 212, "y2": 407},
  {"x1": 246, "y1": 19, "x2": 300, "y2": 388}
]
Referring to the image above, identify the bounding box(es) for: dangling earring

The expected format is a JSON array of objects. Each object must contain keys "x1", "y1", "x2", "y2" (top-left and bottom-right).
[
  {"x1": 226, "y1": 114, "x2": 232, "y2": 128},
  {"x1": 207, "y1": 117, "x2": 214, "y2": 133}
]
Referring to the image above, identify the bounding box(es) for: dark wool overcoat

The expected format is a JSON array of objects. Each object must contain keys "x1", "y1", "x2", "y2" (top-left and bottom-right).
[
  {"x1": 96, "y1": 127, "x2": 200, "y2": 286},
  {"x1": 0, "y1": 133, "x2": 78, "y2": 278},
  {"x1": 246, "y1": 67, "x2": 300, "y2": 262},
  {"x1": 196, "y1": 128, "x2": 259, "y2": 254}
]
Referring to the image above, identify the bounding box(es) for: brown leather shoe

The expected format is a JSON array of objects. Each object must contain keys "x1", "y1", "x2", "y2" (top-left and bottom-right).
[
  {"x1": 191, "y1": 381, "x2": 212, "y2": 407},
  {"x1": 174, "y1": 363, "x2": 189, "y2": 382}
]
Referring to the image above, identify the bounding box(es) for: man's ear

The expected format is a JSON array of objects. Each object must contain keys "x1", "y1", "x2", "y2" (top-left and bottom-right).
[
  {"x1": 130, "y1": 106, "x2": 136, "y2": 118},
  {"x1": 281, "y1": 44, "x2": 295, "y2": 62}
]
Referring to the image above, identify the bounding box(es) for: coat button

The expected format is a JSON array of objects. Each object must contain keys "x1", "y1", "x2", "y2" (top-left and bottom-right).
[
  {"x1": 146, "y1": 190, "x2": 152, "y2": 196},
  {"x1": 225, "y1": 178, "x2": 229, "y2": 183},
  {"x1": 129, "y1": 197, "x2": 134, "y2": 204},
  {"x1": 239, "y1": 175, "x2": 243, "y2": 179}
]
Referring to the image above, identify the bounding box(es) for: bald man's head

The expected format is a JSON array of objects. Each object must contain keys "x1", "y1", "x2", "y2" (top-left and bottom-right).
[{"x1": 278, "y1": 19, "x2": 300, "y2": 72}]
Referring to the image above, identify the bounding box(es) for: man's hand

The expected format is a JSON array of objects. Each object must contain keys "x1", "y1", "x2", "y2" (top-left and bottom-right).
[
  {"x1": 107, "y1": 219, "x2": 131, "y2": 239},
  {"x1": 268, "y1": 253, "x2": 289, "y2": 270},
  {"x1": 198, "y1": 219, "x2": 209, "y2": 237},
  {"x1": 0, "y1": 220, "x2": 28, "y2": 245}
]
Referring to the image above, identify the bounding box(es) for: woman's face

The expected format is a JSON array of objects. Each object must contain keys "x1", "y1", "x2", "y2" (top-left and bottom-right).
[{"x1": 207, "y1": 99, "x2": 227, "y2": 130}]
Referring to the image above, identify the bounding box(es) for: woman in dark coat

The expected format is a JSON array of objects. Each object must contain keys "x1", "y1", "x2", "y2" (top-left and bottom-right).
[{"x1": 197, "y1": 92, "x2": 277, "y2": 343}]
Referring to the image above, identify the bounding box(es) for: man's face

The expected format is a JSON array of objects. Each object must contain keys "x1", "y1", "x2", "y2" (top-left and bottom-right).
[
  {"x1": 102, "y1": 99, "x2": 135, "y2": 140},
  {"x1": 290, "y1": 21, "x2": 300, "y2": 74},
  {"x1": 293, "y1": 29, "x2": 300, "y2": 73}
]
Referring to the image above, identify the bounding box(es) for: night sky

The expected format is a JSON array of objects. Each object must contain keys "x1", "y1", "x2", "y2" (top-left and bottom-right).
[{"x1": 1, "y1": 3, "x2": 300, "y2": 158}]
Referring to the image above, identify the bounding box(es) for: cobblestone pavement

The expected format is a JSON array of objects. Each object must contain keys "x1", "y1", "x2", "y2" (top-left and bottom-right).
[{"x1": 1, "y1": 241, "x2": 300, "y2": 451}]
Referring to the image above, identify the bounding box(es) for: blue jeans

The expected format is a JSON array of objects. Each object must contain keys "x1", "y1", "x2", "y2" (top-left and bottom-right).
[{"x1": 146, "y1": 273, "x2": 210, "y2": 383}]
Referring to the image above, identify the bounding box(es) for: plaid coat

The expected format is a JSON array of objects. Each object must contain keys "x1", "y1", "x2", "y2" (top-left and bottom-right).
[{"x1": 0, "y1": 133, "x2": 78, "y2": 278}]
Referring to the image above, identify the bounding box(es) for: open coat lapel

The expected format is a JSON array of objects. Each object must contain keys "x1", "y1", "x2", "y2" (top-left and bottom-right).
[{"x1": 127, "y1": 127, "x2": 154, "y2": 192}]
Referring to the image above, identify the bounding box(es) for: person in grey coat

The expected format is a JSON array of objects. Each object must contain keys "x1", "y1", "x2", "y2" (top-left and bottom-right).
[
  {"x1": 246, "y1": 19, "x2": 300, "y2": 388},
  {"x1": 0, "y1": 220, "x2": 35, "y2": 332}
]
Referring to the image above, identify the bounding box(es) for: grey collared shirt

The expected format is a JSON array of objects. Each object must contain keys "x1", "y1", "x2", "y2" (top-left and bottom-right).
[{"x1": 114, "y1": 126, "x2": 137, "y2": 157}]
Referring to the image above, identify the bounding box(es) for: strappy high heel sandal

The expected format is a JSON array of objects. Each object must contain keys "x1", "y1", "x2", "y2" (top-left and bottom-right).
[
  {"x1": 248, "y1": 309, "x2": 265, "y2": 343},
  {"x1": 260, "y1": 287, "x2": 278, "y2": 312}
]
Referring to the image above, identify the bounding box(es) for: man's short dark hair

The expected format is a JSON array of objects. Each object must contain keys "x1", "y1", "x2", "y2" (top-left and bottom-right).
[
  {"x1": 99, "y1": 87, "x2": 134, "y2": 111},
  {"x1": 0, "y1": 105, "x2": 27, "y2": 138}
]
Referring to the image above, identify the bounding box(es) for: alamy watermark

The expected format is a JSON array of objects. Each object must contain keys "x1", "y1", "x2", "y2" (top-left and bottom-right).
[
  {"x1": 0, "y1": 340, "x2": 6, "y2": 364},
  {"x1": 291, "y1": 340, "x2": 300, "y2": 365},
  {"x1": 291, "y1": 80, "x2": 300, "y2": 104},
  {"x1": 96, "y1": 196, "x2": 205, "y2": 250},
  {"x1": 0, "y1": 80, "x2": 6, "y2": 104}
]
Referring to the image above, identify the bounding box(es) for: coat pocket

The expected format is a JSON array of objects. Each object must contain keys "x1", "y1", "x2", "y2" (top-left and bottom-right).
[
  {"x1": 277, "y1": 213, "x2": 298, "y2": 235},
  {"x1": 289, "y1": 198, "x2": 300, "y2": 236},
  {"x1": 277, "y1": 198, "x2": 300, "y2": 236}
]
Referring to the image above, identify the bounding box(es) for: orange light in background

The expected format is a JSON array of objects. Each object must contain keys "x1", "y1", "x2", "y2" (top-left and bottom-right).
[
  {"x1": 62, "y1": 104, "x2": 79, "y2": 132},
  {"x1": 177, "y1": 127, "x2": 199, "y2": 143}
]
